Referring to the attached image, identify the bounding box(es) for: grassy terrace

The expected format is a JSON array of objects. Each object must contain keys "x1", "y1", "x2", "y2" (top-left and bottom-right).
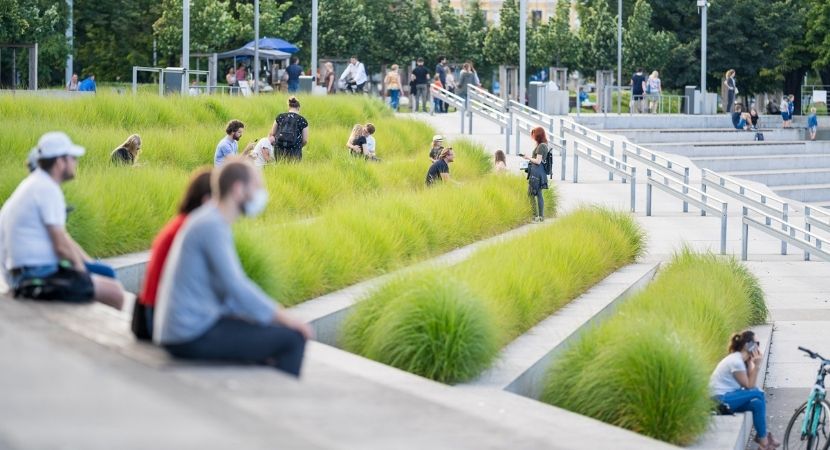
[
  {"x1": 340, "y1": 208, "x2": 644, "y2": 383},
  {"x1": 0, "y1": 93, "x2": 551, "y2": 305},
  {"x1": 542, "y1": 250, "x2": 767, "y2": 445}
]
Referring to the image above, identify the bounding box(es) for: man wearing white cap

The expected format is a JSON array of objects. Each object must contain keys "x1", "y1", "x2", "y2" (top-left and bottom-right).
[
  {"x1": 429, "y1": 135, "x2": 444, "y2": 161},
  {"x1": 0, "y1": 132, "x2": 124, "y2": 309}
]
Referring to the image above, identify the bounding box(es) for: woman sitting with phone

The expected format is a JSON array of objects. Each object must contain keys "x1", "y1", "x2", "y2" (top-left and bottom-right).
[{"x1": 710, "y1": 330, "x2": 780, "y2": 449}]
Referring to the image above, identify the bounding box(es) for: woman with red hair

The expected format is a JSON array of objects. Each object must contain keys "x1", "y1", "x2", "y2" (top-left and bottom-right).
[{"x1": 522, "y1": 127, "x2": 550, "y2": 222}]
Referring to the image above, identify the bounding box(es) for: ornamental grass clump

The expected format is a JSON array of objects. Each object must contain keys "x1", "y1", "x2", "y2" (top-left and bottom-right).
[
  {"x1": 341, "y1": 207, "x2": 644, "y2": 384},
  {"x1": 541, "y1": 249, "x2": 767, "y2": 445}
]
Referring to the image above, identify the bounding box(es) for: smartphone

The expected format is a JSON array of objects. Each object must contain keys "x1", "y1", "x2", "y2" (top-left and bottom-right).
[
  {"x1": 518, "y1": 153, "x2": 525, "y2": 157},
  {"x1": 746, "y1": 341, "x2": 758, "y2": 353}
]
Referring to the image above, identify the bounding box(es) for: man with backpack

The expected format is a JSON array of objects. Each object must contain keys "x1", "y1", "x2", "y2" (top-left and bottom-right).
[{"x1": 269, "y1": 96, "x2": 309, "y2": 161}]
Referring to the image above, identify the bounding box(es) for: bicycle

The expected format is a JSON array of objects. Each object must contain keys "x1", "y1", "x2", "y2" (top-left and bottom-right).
[{"x1": 783, "y1": 347, "x2": 830, "y2": 450}]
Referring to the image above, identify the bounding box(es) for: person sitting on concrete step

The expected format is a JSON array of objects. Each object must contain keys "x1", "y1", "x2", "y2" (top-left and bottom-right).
[
  {"x1": 710, "y1": 331, "x2": 779, "y2": 450},
  {"x1": 0, "y1": 132, "x2": 124, "y2": 309},
  {"x1": 131, "y1": 168, "x2": 213, "y2": 341},
  {"x1": 153, "y1": 157, "x2": 312, "y2": 376}
]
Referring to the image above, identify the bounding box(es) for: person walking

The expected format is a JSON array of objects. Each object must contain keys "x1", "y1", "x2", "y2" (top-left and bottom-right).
[
  {"x1": 435, "y1": 56, "x2": 448, "y2": 113},
  {"x1": 646, "y1": 71, "x2": 662, "y2": 113},
  {"x1": 269, "y1": 96, "x2": 309, "y2": 161},
  {"x1": 235, "y1": 64, "x2": 247, "y2": 85},
  {"x1": 339, "y1": 56, "x2": 368, "y2": 94},
  {"x1": 0, "y1": 132, "x2": 125, "y2": 309},
  {"x1": 285, "y1": 57, "x2": 303, "y2": 93},
  {"x1": 384, "y1": 64, "x2": 402, "y2": 111},
  {"x1": 457, "y1": 63, "x2": 475, "y2": 99},
  {"x1": 323, "y1": 62, "x2": 336, "y2": 94},
  {"x1": 724, "y1": 70, "x2": 737, "y2": 113},
  {"x1": 630, "y1": 68, "x2": 646, "y2": 113},
  {"x1": 412, "y1": 58, "x2": 431, "y2": 113},
  {"x1": 521, "y1": 127, "x2": 550, "y2": 223},
  {"x1": 215, "y1": 120, "x2": 244, "y2": 167},
  {"x1": 153, "y1": 158, "x2": 312, "y2": 377}
]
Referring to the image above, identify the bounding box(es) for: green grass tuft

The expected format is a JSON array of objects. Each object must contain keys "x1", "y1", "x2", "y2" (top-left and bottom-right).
[
  {"x1": 541, "y1": 248, "x2": 767, "y2": 445},
  {"x1": 341, "y1": 207, "x2": 643, "y2": 383}
]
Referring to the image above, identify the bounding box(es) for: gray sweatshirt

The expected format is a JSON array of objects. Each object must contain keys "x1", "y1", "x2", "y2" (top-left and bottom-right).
[{"x1": 153, "y1": 204, "x2": 277, "y2": 345}]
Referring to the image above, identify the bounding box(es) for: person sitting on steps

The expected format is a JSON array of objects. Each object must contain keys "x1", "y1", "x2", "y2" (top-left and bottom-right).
[
  {"x1": 710, "y1": 330, "x2": 780, "y2": 450},
  {"x1": 0, "y1": 132, "x2": 124, "y2": 309}
]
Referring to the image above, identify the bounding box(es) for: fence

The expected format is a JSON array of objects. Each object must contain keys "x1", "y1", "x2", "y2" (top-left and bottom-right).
[
  {"x1": 742, "y1": 206, "x2": 830, "y2": 262},
  {"x1": 622, "y1": 141, "x2": 691, "y2": 212},
  {"x1": 800, "y1": 85, "x2": 829, "y2": 115},
  {"x1": 572, "y1": 141, "x2": 637, "y2": 212}
]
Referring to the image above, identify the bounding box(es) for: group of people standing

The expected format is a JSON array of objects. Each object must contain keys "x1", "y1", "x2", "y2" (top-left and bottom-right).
[
  {"x1": 409, "y1": 57, "x2": 480, "y2": 113},
  {"x1": 629, "y1": 68, "x2": 662, "y2": 114},
  {"x1": 215, "y1": 96, "x2": 309, "y2": 167}
]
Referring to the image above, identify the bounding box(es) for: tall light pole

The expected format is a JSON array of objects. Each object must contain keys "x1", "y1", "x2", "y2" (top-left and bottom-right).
[
  {"x1": 617, "y1": 0, "x2": 622, "y2": 114},
  {"x1": 254, "y1": 0, "x2": 260, "y2": 93},
  {"x1": 182, "y1": 0, "x2": 190, "y2": 70},
  {"x1": 65, "y1": 0, "x2": 73, "y2": 86},
  {"x1": 699, "y1": 0, "x2": 708, "y2": 114},
  {"x1": 311, "y1": 0, "x2": 318, "y2": 84},
  {"x1": 519, "y1": 0, "x2": 527, "y2": 103}
]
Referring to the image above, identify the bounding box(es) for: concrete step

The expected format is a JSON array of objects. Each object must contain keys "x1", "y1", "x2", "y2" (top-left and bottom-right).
[
  {"x1": 690, "y1": 154, "x2": 830, "y2": 172},
  {"x1": 649, "y1": 141, "x2": 811, "y2": 158},
  {"x1": 725, "y1": 168, "x2": 830, "y2": 187},
  {"x1": 773, "y1": 183, "x2": 830, "y2": 203},
  {"x1": 573, "y1": 114, "x2": 785, "y2": 130},
  {"x1": 614, "y1": 128, "x2": 804, "y2": 144}
]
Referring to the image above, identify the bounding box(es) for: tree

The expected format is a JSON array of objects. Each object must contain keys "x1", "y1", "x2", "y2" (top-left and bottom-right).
[
  {"x1": 622, "y1": 0, "x2": 678, "y2": 79},
  {"x1": 578, "y1": 0, "x2": 617, "y2": 75},
  {"x1": 465, "y1": 0, "x2": 489, "y2": 72},
  {"x1": 530, "y1": 0, "x2": 578, "y2": 70},
  {"x1": 366, "y1": 0, "x2": 440, "y2": 69},
  {"x1": 153, "y1": 0, "x2": 236, "y2": 65},
  {"x1": 483, "y1": 0, "x2": 519, "y2": 67},
  {"x1": 75, "y1": 0, "x2": 160, "y2": 82},
  {"x1": 0, "y1": 0, "x2": 66, "y2": 87},
  {"x1": 435, "y1": 0, "x2": 468, "y2": 63},
  {"x1": 232, "y1": 1, "x2": 303, "y2": 50},
  {"x1": 805, "y1": 0, "x2": 830, "y2": 84},
  {"x1": 318, "y1": 0, "x2": 374, "y2": 61}
]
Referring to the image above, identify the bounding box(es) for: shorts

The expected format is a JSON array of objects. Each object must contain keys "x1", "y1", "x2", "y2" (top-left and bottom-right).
[
  {"x1": 781, "y1": 112, "x2": 791, "y2": 121},
  {"x1": 11, "y1": 264, "x2": 94, "y2": 303}
]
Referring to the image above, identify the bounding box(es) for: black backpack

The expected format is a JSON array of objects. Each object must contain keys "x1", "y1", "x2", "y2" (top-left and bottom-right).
[
  {"x1": 754, "y1": 132, "x2": 765, "y2": 141},
  {"x1": 276, "y1": 114, "x2": 300, "y2": 148},
  {"x1": 543, "y1": 145, "x2": 554, "y2": 178}
]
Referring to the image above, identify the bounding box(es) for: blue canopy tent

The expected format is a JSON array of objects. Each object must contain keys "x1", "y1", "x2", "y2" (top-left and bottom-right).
[{"x1": 243, "y1": 37, "x2": 299, "y2": 54}]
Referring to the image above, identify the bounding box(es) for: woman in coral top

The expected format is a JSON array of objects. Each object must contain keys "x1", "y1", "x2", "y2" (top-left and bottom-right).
[{"x1": 131, "y1": 168, "x2": 213, "y2": 340}]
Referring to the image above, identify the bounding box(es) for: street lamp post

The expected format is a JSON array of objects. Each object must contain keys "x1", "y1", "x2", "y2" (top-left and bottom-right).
[
  {"x1": 65, "y1": 0, "x2": 73, "y2": 87},
  {"x1": 617, "y1": 0, "x2": 622, "y2": 114},
  {"x1": 519, "y1": 0, "x2": 527, "y2": 104},
  {"x1": 698, "y1": 0, "x2": 708, "y2": 114},
  {"x1": 182, "y1": 0, "x2": 189, "y2": 70},
  {"x1": 254, "y1": 0, "x2": 260, "y2": 93},
  {"x1": 312, "y1": 0, "x2": 318, "y2": 85}
]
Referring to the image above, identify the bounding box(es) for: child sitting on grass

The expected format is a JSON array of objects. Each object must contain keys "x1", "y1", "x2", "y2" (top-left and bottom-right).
[
  {"x1": 347, "y1": 124, "x2": 368, "y2": 157},
  {"x1": 364, "y1": 123, "x2": 379, "y2": 161}
]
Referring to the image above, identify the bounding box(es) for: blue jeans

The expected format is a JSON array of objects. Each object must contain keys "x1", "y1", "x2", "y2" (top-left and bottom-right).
[
  {"x1": 433, "y1": 98, "x2": 442, "y2": 113},
  {"x1": 717, "y1": 388, "x2": 767, "y2": 438},
  {"x1": 287, "y1": 80, "x2": 299, "y2": 93},
  {"x1": 11, "y1": 261, "x2": 116, "y2": 286},
  {"x1": 389, "y1": 89, "x2": 400, "y2": 111}
]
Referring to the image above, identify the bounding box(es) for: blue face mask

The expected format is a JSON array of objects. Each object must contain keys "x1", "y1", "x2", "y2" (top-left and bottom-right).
[{"x1": 243, "y1": 188, "x2": 268, "y2": 217}]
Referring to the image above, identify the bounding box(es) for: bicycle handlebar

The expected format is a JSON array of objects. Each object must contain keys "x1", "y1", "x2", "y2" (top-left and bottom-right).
[{"x1": 799, "y1": 346, "x2": 829, "y2": 362}]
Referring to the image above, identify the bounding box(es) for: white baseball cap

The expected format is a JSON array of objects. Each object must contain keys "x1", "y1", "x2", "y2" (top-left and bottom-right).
[
  {"x1": 32, "y1": 132, "x2": 85, "y2": 160},
  {"x1": 432, "y1": 134, "x2": 444, "y2": 142}
]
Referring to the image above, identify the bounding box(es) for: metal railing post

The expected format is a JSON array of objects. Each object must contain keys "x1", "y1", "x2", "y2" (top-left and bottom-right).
[
  {"x1": 608, "y1": 141, "x2": 615, "y2": 181},
  {"x1": 515, "y1": 117, "x2": 521, "y2": 156},
  {"x1": 506, "y1": 111, "x2": 512, "y2": 154},
  {"x1": 805, "y1": 206, "x2": 812, "y2": 261},
  {"x1": 468, "y1": 98, "x2": 474, "y2": 134},
  {"x1": 682, "y1": 167, "x2": 690, "y2": 213},
  {"x1": 646, "y1": 181, "x2": 653, "y2": 216},
  {"x1": 560, "y1": 142, "x2": 567, "y2": 181},
  {"x1": 741, "y1": 217, "x2": 749, "y2": 261},
  {"x1": 630, "y1": 167, "x2": 637, "y2": 212},
  {"x1": 132, "y1": 67, "x2": 138, "y2": 94},
  {"x1": 720, "y1": 203, "x2": 728, "y2": 255},
  {"x1": 460, "y1": 97, "x2": 466, "y2": 134},
  {"x1": 701, "y1": 182, "x2": 708, "y2": 217},
  {"x1": 781, "y1": 203, "x2": 789, "y2": 255},
  {"x1": 573, "y1": 141, "x2": 580, "y2": 183}
]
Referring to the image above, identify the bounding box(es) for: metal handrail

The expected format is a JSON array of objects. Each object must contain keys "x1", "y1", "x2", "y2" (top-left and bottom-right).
[
  {"x1": 646, "y1": 175, "x2": 727, "y2": 254},
  {"x1": 621, "y1": 140, "x2": 691, "y2": 212},
  {"x1": 572, "y1": 141, "x2": 636, "y2": 212},
  {"x1": 701, "y1": 168, "x2": 790, "y2": 255},
  {"x1": 741, "y1": 205, "x2": 830, "y2": 262},
  {"x1": 469, "y1": 85, "x2": 506, "y2": 110},
  {"x1": 431, "y1": 86, "x2": 467, "y2": 134},
  {"x1": 805, "y1": 206, "x2": 830, "y2": 237},
  {"x1": 514, "y1": 114, "x2": 567, "y2": 181}
]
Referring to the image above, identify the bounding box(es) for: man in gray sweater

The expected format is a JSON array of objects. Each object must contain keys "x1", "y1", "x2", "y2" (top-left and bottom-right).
[{"x1": 154, "y1": 157, "x2": 312, "y2": 376}]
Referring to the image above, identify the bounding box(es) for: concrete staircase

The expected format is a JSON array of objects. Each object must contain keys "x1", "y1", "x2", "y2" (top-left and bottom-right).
[{"x1": 609, "y1": 128, "x2": 804, "y2": 143}]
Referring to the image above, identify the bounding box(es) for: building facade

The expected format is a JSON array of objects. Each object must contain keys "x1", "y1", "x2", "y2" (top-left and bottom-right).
[{"x1": 431, "y1": 0, "x2": 569, "y2": 25}]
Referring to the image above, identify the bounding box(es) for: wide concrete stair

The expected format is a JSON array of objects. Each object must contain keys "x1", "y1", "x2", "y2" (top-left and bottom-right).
[
  {"x1": 573, "y1": 114, "x2": 786, "y2": 130},
  {"x1": 642, "y1": 140, "x2": 830, "y2": 208},
  {"x1": 612, "y1": 128, "x2": 804, "y2": 144}
]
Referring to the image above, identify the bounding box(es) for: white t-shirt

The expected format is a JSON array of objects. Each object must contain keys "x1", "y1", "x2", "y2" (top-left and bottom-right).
[
  {"x1": 249, "y1": 138, "x2": 274, "y2": 167},
  {"x1": 709, "y1": 352, "x2": 747, "y2": 396},
  {"x1": 0, "y1": 169, "x2": 66, "y2": 270},
  {"x1": 366, "y1": 135, "x2": 376, "y2": 156}
]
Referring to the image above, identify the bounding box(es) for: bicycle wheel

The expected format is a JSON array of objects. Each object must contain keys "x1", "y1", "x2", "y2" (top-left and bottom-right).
[{"x1": 784, "y1": 400, "x2": 830, "y2": 450}]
